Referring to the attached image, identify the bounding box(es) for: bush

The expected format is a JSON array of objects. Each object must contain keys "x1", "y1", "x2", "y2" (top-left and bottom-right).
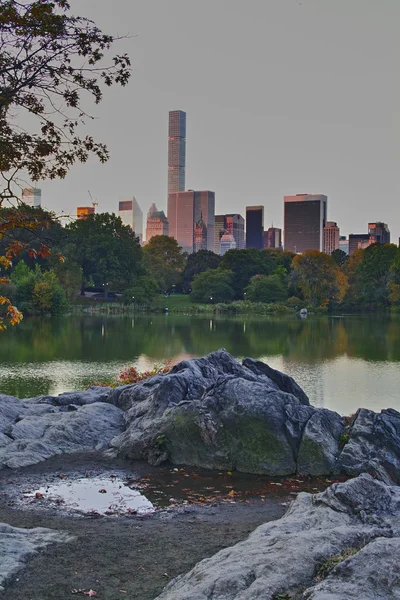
[{"x1": 245, "y1": 274, "x2": 288, "y2": 304}]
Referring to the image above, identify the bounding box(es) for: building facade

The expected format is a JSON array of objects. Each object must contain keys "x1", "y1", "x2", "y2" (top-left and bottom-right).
[
  {"x1": 22, "y1": 187, "x2": 41, "y2": 208},
  {"x1": 168, "y1": 190, "x2": 215, "y2": 253},
  {"x1": 348, "y1": 233, "x2": 370, "y2": 255},
  {"x1": 194, "y1": 214, "x2": 207, "y2": 252},
  {"x1": 219, "y1": 233, "x2": 237, "y2": 255},
  {"x1": 368, "y1": 222, "x2": 390, "y2": 244},
  {"x1": 168, "y1": 110, "x2": 186, "y2": 195},
  {"x1": 246, "y1": 206, "x2": 264, "y2": 249},
  {"x1": 214, "y1": 215, "x2": 226, "y2": 253},
  {"x1": 284, "y1": 194, "x2": 327, "y2": 253},
  {"x1": 323, "y1": 221, "x2": 340, "y2": 255},
  {"x1": 225, "y1": 214, "x2": 245, "y2": 250},
  {"x1": 263, "y1": 227, "x2": 282, "y2": 250},
  {"x1": 146, "y1": 205, "x2": 169, "y2": 243},
  {"x1": 339, "y1": 236, "x2": 349, "y2": 255},
  {"x1": 77, "y1": 206, "x2": 95, "y2": 220},
  {"x1": 119, "y1": 197, "x2": 143, "y2": 243}
]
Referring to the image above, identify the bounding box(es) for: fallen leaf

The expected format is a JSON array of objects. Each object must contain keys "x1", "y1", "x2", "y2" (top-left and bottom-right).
[
  {"x1": 35, "y1": 492, "x2": 44, "y2": 499},
  {"x1": 84, "y1": 590, "x2": 97, "y2": 597},
  {"x1": 98, "y1": 489, "x2": 107, "y2": 494}
]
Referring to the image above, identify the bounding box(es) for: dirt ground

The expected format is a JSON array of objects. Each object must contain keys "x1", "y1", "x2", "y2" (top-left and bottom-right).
[{"x1": 0, "y1": 454, "x2": 288, "y2": 600}]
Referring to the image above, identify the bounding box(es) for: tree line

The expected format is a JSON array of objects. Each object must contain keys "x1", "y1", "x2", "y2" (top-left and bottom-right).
[{"x1": 1, "y1": 206, "x2": 399, "y2": 318}]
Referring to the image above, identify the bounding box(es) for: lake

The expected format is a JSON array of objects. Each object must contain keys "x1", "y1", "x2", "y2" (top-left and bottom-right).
[{"x1": 0, "y1": 314, "x2": 399, "y2": 416}]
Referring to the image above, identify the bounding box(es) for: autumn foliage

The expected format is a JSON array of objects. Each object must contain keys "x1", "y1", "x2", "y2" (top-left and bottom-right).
[{"x1": 93, "y1": 362, "x2": 172, "y2": 389}]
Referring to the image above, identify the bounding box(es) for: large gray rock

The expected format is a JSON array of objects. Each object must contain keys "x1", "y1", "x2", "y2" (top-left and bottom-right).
[
  {"x1": 109, "y1": 350, "x2": 344, "y2": 476},
  {"x1": 0, "y1": 394, "x2": 124, "y2": 469},
  {"x1": 338, "y1": 408, "x2": 400, "y2": 485},
  {"x1": 0, "y1": 523, "x2": 72, "y2": 591},
  {"x1": 155, "y1": 474, "x2": 400, "y2": 600}
]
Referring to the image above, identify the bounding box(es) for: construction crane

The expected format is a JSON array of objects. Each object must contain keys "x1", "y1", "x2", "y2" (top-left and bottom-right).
[{"x1": 88, "y1": 190, "x2": 98, "y2": 210}]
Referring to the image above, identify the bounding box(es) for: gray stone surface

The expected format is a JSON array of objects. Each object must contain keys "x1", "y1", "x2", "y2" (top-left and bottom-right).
[
  {"x1": 155, "y1": 474, "x2": 400, "y2": 600},
  {"x1": 0, "y1": 394, "x2": 124, "y2": 469},
  {"x1": 109, "y1": 350, "x2": 345, "y2": 475},
  {"x1": 0, "y1": 523, "x2": 72, "y2": 591}
]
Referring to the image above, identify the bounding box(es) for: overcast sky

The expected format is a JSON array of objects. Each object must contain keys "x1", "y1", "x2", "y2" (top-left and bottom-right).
[{"x1": 41, "y1": 0, "x2": 399, "y2": 242}]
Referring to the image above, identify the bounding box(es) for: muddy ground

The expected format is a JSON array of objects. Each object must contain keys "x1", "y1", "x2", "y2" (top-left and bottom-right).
[{"x1": 0, "y1": 453, "x2": 306, "y2": 600}]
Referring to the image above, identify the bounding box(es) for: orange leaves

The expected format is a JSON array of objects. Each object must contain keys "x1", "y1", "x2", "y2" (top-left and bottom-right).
[{"x1": 0, "y1": 298, "x2": 23, "y2": 331}]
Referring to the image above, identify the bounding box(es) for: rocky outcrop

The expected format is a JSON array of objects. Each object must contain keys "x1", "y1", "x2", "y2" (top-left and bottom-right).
[
  {"x1": 108, "y1": 350, "x2": 346, "y2": 476},
  {"x1": 0, "y1": 393, "x2": 124, "y2": 469},
  {"x1": 0, "y1": 523, "x2": 72, "y2": 591},
  {"x1": 155, "y1": 474, "x2": 400, "y2": 600},
  {"x1": 1, "y1": 350, "x2": 400, "y2": 482}
]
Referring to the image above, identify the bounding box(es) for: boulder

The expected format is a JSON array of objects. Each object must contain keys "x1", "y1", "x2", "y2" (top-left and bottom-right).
[
  {"x1": 109, "y1": 350, "x2": 345, "y2": 475},
  {"x1": 155, "y1": 474, "x2": 399, "y2": 600},
  {"x1": 0, "y1": 523, "x2": 72, "y2": 591},
  {"x1": 0, "y1": 394, "x2": 124, "y2": 470}
]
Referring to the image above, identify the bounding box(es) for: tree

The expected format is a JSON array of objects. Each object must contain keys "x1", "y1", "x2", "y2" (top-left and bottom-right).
[
  {"x1": 190, "y1": 269, "x2": 235, "y2": 304},
  {"x1": 219, "y1": 249, "x2": 266, "y2": 298},
  {"x1": 181, "y1": 249, "x2": 220, "y2": 292},
  {"x1": 143, "y1": 235, "x2": 187, "y2": 292},
  {"x1": 292, "y1": 251, "x2": 348, "y2": 308},
  {"x1": 123, "y1": 275, "x2": 159, "y2": 306},
  {"x1": 331, "y1": 249, "x2": 348, "y2": 267},
  {"x1": 0, "y1": 1, "x2": 131, "y2": 328},
  {"x1": 355, "y1": 244, "x2": 398, "y2": 307},
  {"x1": 65, "y1": 213, "x2": 143, "y2": 295},
  {"x1": 244, "y1": 274, "x2": 288, "y2": 304}
]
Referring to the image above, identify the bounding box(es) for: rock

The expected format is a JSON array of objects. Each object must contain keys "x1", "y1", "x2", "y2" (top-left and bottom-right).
[
  {"x1": 338, "y1": 408, "x2": 400, "y2": 485},
  {"x1": 0, "y1": 523, "x2": 72, "y2": 591},
  {"x1": 155, "y1": 475, "x2": 398, "y2": 600},
  {"x1": 0, "y1": 394, "x2": 124, "y2": 470},
  {"x1": 109, "y1": 350, "x2": 344, "y2": 475}
]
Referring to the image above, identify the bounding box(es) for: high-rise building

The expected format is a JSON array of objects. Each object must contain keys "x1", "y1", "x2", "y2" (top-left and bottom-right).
[
  {"x1": 225, "y1": 214, "x2": 245, "y2": 250},
  {"x1": 146, "y1": 205, "x2": 169, "y2": 243},
  {"x1": 214, "y1": 214, "x2": 245, "y2": 253},
  {"x1": 168, "y1": 110, "x2": 186, "y2": 195},
  {"x1": 119, "y1": 197, "x2": 143, "y2": 243},
  {"x1": 246, "y1": 206, "x2": 264, "y2": 249},
  {"x1": 339, "y1": 236, "x2": 349, "y2": 255},
  {"x1": 263, "y1": 227, "x2": 282, "y2": 250},
  {"x1": 194, "y1": 214, "x2": 207, "y2": 252},
  {"x1": 77, "y1": 206, "x2": 95, "y2": 220},
  {"x1": 368, "y1": 222, "x2": 390, "y2": 244},
  {"x1": 219, "y1": 233, "x2": 237, "y2": 255},
  {"x1": 168, "y1": 190, "x2": 215, "y2": 253},
  {"x1": 284, "y1": 194, "x2": 327, "y2": 253},
  {"x1": 214, "y1": 215, "x2": 226, "y2": 253},
  {"x1": 323, "y1": 221, "x2": 340, "y2": 255},
  {"x1": 22, "y1": 187, "x2": 41, "y2": 208},
  {"x1": 348, "y1": 233, "x2": 370, "y2": 255}
]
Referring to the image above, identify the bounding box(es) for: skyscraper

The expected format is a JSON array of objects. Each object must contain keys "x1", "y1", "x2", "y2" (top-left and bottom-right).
[
  {"x1": 323, "y1": 221, "x2": 340, "y2": 255},
  {"x1": 168, "y1": 110, "x2": 186, "y2": 195},
  {"x1": 368, "y1": 222, "x2": 390, "y2": 244},
  {"x1": 263, "y1": 227, "x2": 282, "y2": 250},
  {"x1": 225, "y1": 214, "x2": 245, "y2": 250},
  {"x1": 214, "y1": 215, "x2": 226, "y2": 253},
  {"x1": 219, "y1": 233, "x2": 237, "y2": 255},
  {"x1": 22, "y1": 187, "x2": 41, "y2": 208},
  {"x1": 146, "y1": 205, "x2": 169, "y2": 243},
  {"x1": 119, "y1": 197, "x2": 143, "y2": 243},
  {"x1": 168, "y1": 190, "x2": 215, "y2": 253},
  {"x1": 284, "y1": 194, "x2": 327, "y2": 253},
  {"x1": 348, "y1": 233, "x2": 370, "y2": 255},
  {"x1": 246, "y1": 206, "x2": 264, "y2": 249}
]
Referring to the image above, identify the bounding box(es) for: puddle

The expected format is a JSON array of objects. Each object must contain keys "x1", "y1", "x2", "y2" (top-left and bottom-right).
[{"x1": 22, "y1": 475, "x2": 154, "y2": 516}]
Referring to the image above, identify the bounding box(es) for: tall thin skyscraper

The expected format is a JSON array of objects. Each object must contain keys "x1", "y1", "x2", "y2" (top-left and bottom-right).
[
  {"x1": 168, "y1": 110, "x2": 186, "y2": 195},
  {"x1": 246, "y1": 206, "x2": 264, "y2": 249},
  {"x1": 284, "y1": 194, "x2": 327, "y2": 253},
  {"x1": 323, "y1": 221, "x2": 340, "y2": 255}
]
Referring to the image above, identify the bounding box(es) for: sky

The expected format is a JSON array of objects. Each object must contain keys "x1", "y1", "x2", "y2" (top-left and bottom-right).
[{"x1": 40, "y1": 0, "x2": 399, "y2": 242}]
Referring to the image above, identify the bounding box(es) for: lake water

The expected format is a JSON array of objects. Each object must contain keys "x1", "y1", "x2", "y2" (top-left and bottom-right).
[{"x1": 0, "y1": 314, "x2": 399, "y2": 416}]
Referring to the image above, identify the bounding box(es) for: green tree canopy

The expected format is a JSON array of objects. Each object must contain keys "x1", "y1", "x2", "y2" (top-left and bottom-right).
[
  {"x1": 181, "y1": 249, "x2": 221, "y2": 291},
  {"x1": 292, "y1": 250, "x2": 348, "y2": 308},
  {"x1": 245, "y1": 274, "x2": 288, "y2": 304},
  {"x1": 331, "y1": 248, "x2": 348, "y2": 267},
  {"x1": 190, "y1": 269, "x2": 235, "y2": 304},
  {"x1": 143, "y1": 235, "x2": 187, "y2": 292},
  {"x1": 355, "y1": 244, "x2": 398, "y2": 307},
  {"x1": 65, "y1": 213, "x2": 143, "y2": 294}
]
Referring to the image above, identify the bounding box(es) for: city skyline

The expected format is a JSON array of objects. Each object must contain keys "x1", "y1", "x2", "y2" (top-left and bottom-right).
[{"x1": 33, "y1": 0, "x2": 398, "y2": 242}]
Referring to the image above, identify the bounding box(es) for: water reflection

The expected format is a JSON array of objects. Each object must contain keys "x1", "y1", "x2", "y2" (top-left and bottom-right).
[{"x1": 0, "y1": 314, "x2": 399, "y2": 414}]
